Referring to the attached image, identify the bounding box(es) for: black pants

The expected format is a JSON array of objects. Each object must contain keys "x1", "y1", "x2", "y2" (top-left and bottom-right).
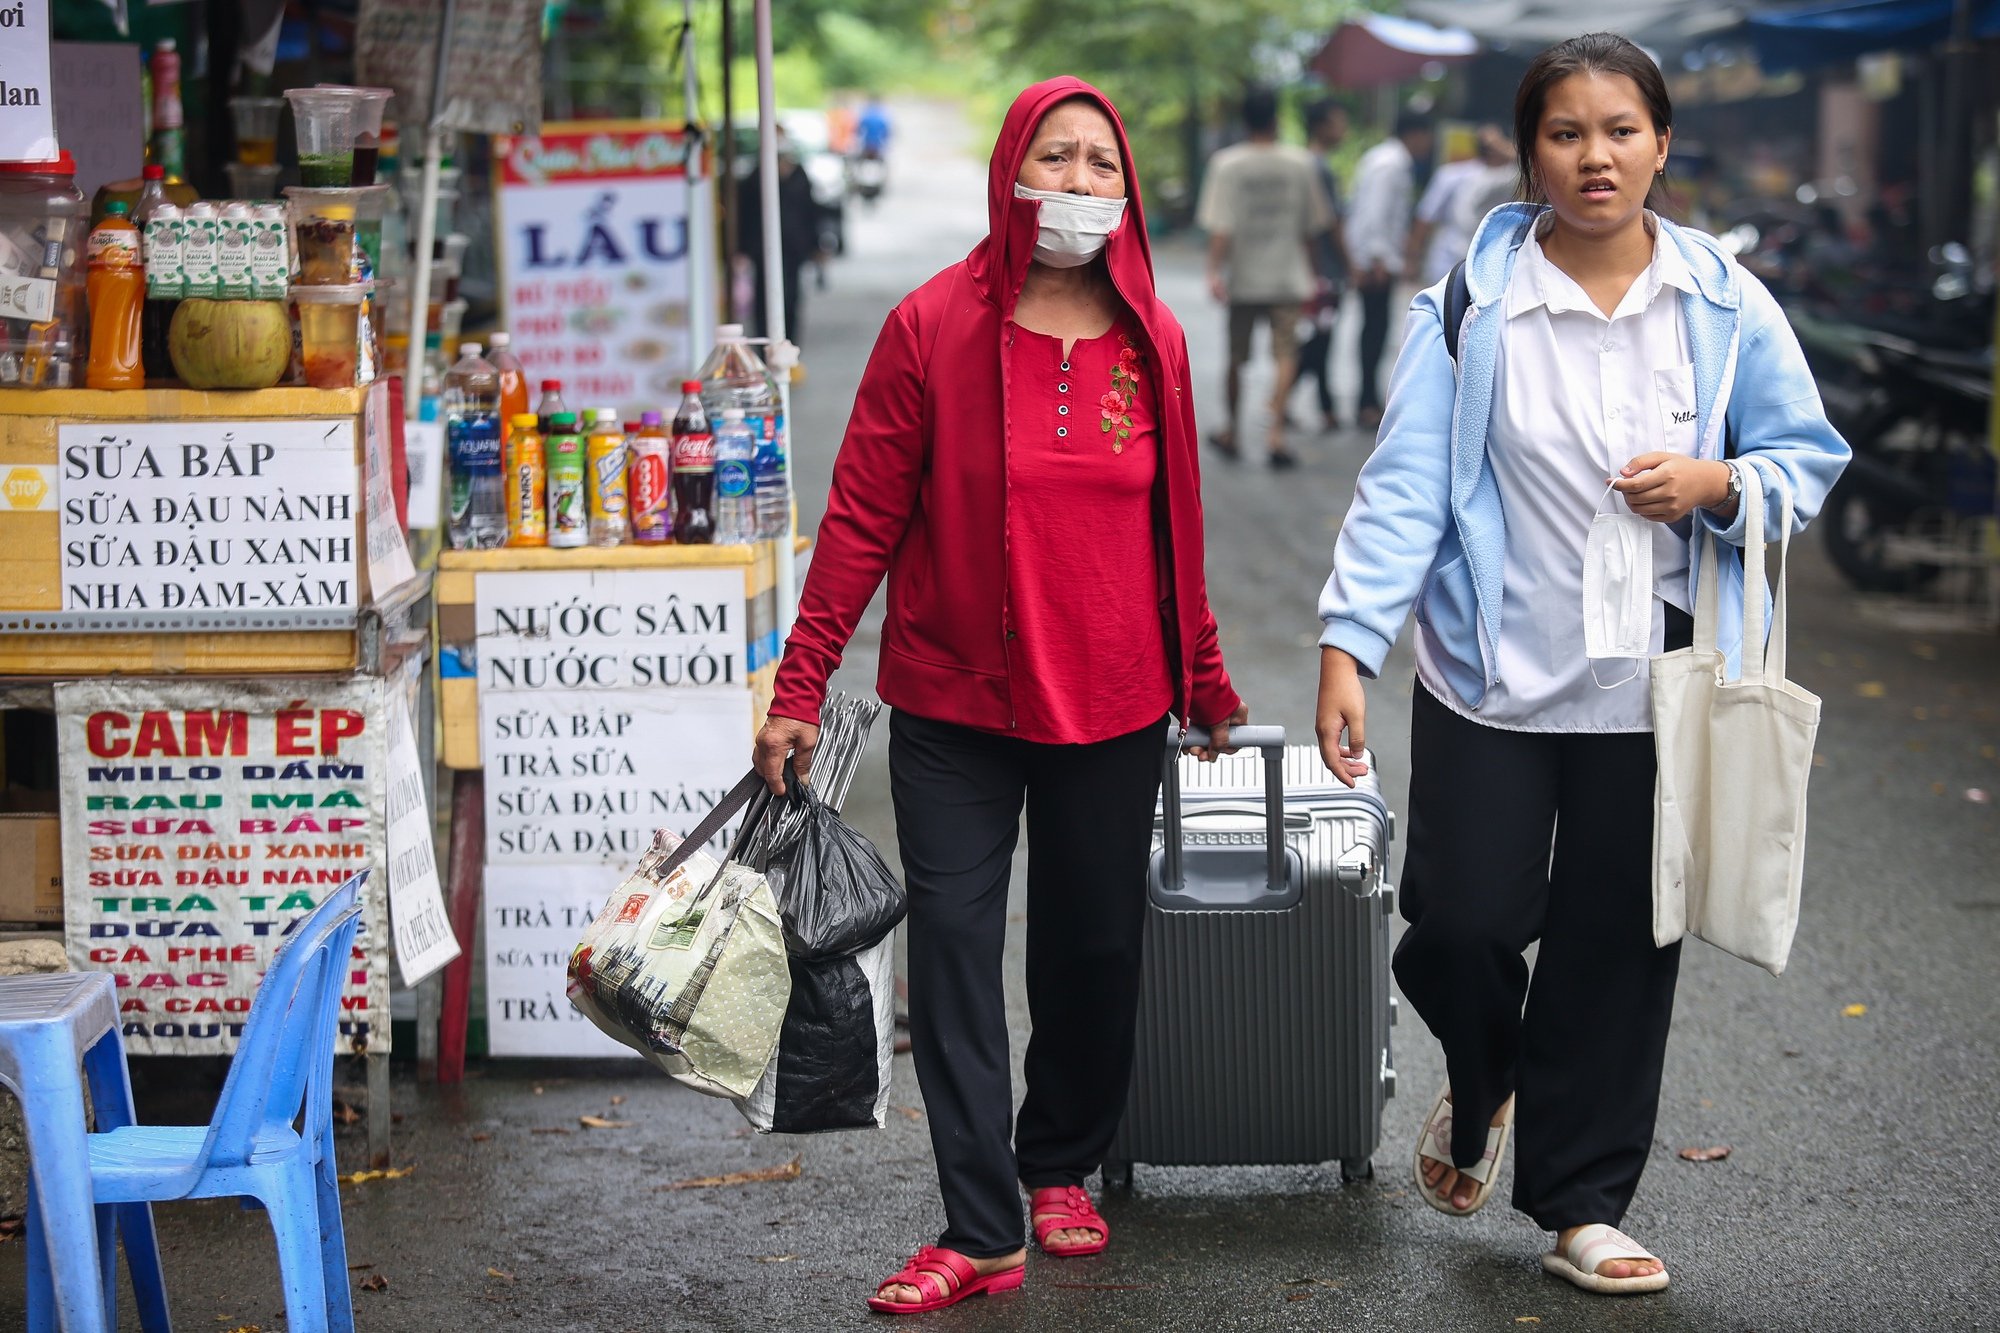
[
  {"x1": 889, "y1": 709, "x2": 1165, "y2": 1258},
  {"x1": 1295, "y1": 316, "x2": 1335, "y2": 420},
  {"x1": 1394, "y1": 651, "x2": 1687, "y2": 1232},
  {"x1": 750, "y1": 260, "x2": 804, "y2": 343},
  {"x1": 1356, "y1": 280, "x2": 1394, "y2": 414}
]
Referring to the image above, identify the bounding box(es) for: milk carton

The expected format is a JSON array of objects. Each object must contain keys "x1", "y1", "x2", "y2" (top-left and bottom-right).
[
  {"x1": 182, "y1": 203, "x2": 220, "y2": 299},
  {"x1": 142, "y1": 204, "x2": 186, "y2": 300},
  {"x1": 217, "y1": 202, "x2": 255, "y2": 300},
  {"x1": 251, "y1": 203, "x2": 290, "y2": 300}
]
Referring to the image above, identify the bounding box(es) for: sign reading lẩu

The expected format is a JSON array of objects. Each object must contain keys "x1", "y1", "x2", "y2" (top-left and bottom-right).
[
  {"x1": 58, "y1": 419, "x2": 359, "y2": 622},
  {"x1": 56, "y1": 680, "x2": 391, "y2": 1056}
]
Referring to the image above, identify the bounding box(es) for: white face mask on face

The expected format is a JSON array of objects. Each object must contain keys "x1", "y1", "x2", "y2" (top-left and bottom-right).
[
  {"x1": 1013, "y1": 182, "x2": 1127, "y2": 268},
  {"x1": 1582, "y1": 484, "x2": 1656, "y2": 687}
]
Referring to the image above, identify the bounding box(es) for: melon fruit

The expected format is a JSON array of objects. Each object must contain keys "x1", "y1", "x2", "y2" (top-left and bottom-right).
[{"x1": 168, "y1": 299, "x2": 292, "y2": 390}]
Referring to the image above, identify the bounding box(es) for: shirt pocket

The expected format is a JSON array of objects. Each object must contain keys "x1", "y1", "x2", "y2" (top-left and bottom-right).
[{"x1": 1653, "y1": 364, "x2": 1698, "y2": 456}]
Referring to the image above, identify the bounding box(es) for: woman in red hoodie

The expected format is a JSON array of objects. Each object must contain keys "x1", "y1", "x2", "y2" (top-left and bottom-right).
[{"x1": 754, "y1": 79, "x2": 1246, "y2": 1314}]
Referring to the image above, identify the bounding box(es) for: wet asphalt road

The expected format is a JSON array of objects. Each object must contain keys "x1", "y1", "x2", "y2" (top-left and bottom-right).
[{"x1": 4, "y1": 101, "x2": 1997, "y2": 1332}]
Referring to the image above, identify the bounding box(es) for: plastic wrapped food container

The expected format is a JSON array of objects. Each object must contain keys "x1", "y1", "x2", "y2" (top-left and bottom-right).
[
  {"x1": 292, "y1": 282, "x2": 373, "y2": 388},
  {"x1": 0, "y1": 154, "x2": 89, "y2": 388}
]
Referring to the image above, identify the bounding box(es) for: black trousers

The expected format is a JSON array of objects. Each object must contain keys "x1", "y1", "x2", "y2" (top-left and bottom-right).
[
  {"x1": 888, "y1": 709, "x2": 1165, "y2": 1258},
  {"x1": 1394, "y1": 662, "x2": 1686, "y2": 1232},
  {"x1": 1356, "y1": 280, "x2": 1394, "y2": 413}
]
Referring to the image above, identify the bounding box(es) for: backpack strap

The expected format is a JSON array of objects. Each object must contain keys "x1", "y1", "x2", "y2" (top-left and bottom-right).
[{"x1": 1442, "y1": 259, "x2": 1471, "y2": 364}]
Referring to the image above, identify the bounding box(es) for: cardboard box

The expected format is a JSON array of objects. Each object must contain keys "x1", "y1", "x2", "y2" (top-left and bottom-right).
[{"x1": 0, "y1": 809, "x2": 61, "y2": 924}]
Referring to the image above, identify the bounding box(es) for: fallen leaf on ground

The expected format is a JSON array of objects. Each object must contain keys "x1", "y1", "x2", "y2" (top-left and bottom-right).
[
  {"x1": 1286, "y1": 1291, "x2": 1314, "y2": 1302},
  {"x1": 1967, "y1": 788, "x2": 1990, "y2": 804},
  {"x1": 221, "y1": 1326, "x2": 262, "y2": 1333},
  {"x1": 347, "y1": 1263, "x2": 375, "y2": 1272},
  {"x1": 338, "y1": 1166, "x2": 416, "y2": 1185},
  {"x1": 530, "y1": 1127, "x2": 573, "y2": 1136},
  {"x1": 610, "y1": 1095, "x2": 627, "y2": 1106},
  {"x1": 1283, "y1": 1277, "x2": 1343, "y2": 1289},
  {"x1": 358, "y1": 1274, "x2": 389, "y2": 1293},
  {"x1": 892, "y1": 1105, "x2": 924, "y2": 1122},
  {"x1": 754, "y1": 1254, "x2": 797, "y2": 1263},
  {"x1": 1982, "y1": 745, "x2": 1996, "y2": 760},
  {"x1": 1516, "y1": 1319, "x2": 1542, "y2": 1325},
  {"x1": 1813, "y1": 753, "x2": 1828, "y2": 768},
  {"x1": 579, "y1": 1116, "x2": 632, "y2": 1129},
  {"x1": 332, "y1": 1099, "x2": 361, "y2": 1126},
  {"x1": 1913, "y1": 707, "x2": 1930, "y2": 721},
  {"x1": 1856, "y1": 681, "x2": 1887, "y2": 698},
  {"x1": 1783, "y1": 1049, "x2": 1802, "y2": 1058},
  {"x1": 1842, "y1": 1003, "x2": 1869, "y2": 1018},
  {"x1": 1678, "y1": 1145, "x2": 1732, "y2": 1163},
  {"x1": 486, "y1": 1268, "x2": 515, "y2": 1283},
  {"x1": 659, "y1": 1155, "x2": 803, "y2": 1191},
  {"x1": 1910, "y1": 642, "x2": 1937, "y2": 660},
  {"x1": 1049, "y1": 1282, "x2": 1160, "y2": 1291},
  {"x1": 532, "y1": 1086, "x2": 545, "y2": 1095},
  {"x1": 470, "y1": 1133, "x2": 492, "y2": 1143},
  {"x1": 1932, "y1": 782, "x2": 1948, "y2": 795}
]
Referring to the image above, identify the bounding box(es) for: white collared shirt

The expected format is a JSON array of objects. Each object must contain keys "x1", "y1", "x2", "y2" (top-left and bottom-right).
[
  {"x1": 1418, "y1": 217, "x2": 1698, "y2": 732},
  {"x1": 1346, "y1": 137, "x2": 1415, "y2": 273}
]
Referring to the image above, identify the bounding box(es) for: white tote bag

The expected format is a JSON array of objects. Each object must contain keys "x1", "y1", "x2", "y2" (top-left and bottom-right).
[{"x1": 1651, "y1": 461, "x2": 1821, "y2": 976}]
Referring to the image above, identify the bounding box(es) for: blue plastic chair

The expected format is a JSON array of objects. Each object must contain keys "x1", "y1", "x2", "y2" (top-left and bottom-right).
[{"x1": 28, "y1": 872, "x2": 369, "y2": 1333}]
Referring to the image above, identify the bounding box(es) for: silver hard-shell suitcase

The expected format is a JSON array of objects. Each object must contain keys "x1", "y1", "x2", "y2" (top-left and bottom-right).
[{"x1": 1105, "y1": 724, "x2": 1396, "y2": 1185}]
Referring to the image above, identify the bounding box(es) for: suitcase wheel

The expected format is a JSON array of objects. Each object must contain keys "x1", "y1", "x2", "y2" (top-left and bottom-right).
[{"x1": 1340, "y1": 1157, "x2": 1374, "y2": 1184}]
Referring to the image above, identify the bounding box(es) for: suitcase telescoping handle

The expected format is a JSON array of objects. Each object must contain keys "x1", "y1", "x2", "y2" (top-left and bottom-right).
[{"x1": 1161, "y1": 722, "x2": 1288, "y2": 895}]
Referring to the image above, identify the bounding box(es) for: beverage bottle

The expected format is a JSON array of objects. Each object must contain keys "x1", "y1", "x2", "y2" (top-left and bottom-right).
[
  {"x1": 586, "y1": 408, "x2": 630, "y2": 547},
  {"x1": 488, "y1": 332, "x2": 531, "y2": 453},
  {"x1": 546, "y1": 413, "x2": 588, "y2": 549},
  {"x1": 535, "y1": 378, "x2": 567, "y2": 435},
  {"x1": 150, "y1": 41, "x2": 186, "y2": 181},
  {"x1": 445, "y1": 341, "x2": 505, "y2": 549},
  {"x1": 753, "y1": 420, "x2": 790, "y2": 541},
  {"x1": 671, "y1": 380, "x2": 715, "y2": 545},
  {"x1": 714, "y1": 408, "x2": 757, "y2": 545},
  {"x1": 135, "y1": 167, "x2": 181, "y2": 379},
  {"x1": 85, "y1": 202, "x2": 145, "y2": 390},
  {"x1": 629, "y1": 412, "x2": 673, "y2": 544},
  {"x1": 695, "y1": 322, "x2": 780, "y2": 470},
  {"x1": 505, "y1": 413, "x2": 548, "y2": 547}
]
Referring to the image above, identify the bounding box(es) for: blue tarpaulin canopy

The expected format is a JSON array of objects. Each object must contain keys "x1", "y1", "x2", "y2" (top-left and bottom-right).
[{"x1": 1749, "y1": 0, "x2": 2000, "y2": 70}]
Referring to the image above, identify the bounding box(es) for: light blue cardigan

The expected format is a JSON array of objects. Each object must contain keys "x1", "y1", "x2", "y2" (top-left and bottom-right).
[{"x1": 1317, "y1": 203, "x2": 1852, "y2": 707}]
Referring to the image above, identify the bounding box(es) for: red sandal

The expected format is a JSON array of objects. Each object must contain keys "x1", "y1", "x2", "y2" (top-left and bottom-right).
[
  {"x1": 1029, "y1": 1184, "x2": 1110, "y2": 1257},
  {"x1": 865, "y1": 1245, "x2": 1025, "y2": 1315}
]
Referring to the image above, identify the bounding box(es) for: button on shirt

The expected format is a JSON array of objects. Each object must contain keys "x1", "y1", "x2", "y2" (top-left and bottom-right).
[
  {"x1": 1418, "y1": 220, "x2": 1699, "y2": 732},
  {"x1": 1004, "y1": 322, "x2": 1172, "y2": 744}
]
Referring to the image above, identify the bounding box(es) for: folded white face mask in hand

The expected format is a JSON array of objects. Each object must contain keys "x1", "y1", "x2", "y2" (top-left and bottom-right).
[
  {"x1": 1013, "y1": 183, "x2": 1127, "y2": 268},
  {"x1": 1582, "y1": 485, "x2": 1655, "y2": 686}
]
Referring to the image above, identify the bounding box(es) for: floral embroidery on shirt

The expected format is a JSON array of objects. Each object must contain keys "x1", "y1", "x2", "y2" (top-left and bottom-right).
[{"x1": 1101, "y1": 337, "x2": 1142, "y2": 452}]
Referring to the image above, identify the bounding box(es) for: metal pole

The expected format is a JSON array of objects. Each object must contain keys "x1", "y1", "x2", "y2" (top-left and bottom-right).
[
  {"x1": 402, "y1": 0, "x2": 458, "y2": 427},
  {"x1": 753, "y1": 0, "x2": 796, "y2": 637},
  {"x1": 683, "y1": 0, "x2": 714, "y2": 371},
  {"x1": 720, "y1": 0, "x2": 738, "y2": 310}
]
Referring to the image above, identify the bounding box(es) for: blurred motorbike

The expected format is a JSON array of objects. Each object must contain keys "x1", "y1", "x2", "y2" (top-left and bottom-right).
[{"x1": 848, "y1": 150, "x2": 887, "y2": 206}]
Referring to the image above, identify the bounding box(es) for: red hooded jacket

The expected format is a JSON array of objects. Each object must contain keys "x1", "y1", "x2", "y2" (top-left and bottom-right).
[{"x1": 768, "y1": 78, "x2": 1240, "y2": 734}]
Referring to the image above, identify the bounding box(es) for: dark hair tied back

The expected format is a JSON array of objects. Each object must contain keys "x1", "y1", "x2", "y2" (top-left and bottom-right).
[{"x1": 1513, "y1": 32, "x2": 1674, "y2": 211}]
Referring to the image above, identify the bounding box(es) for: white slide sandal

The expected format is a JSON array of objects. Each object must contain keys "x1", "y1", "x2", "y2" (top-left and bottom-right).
[
  {"x1": 1541, "y1": 1223, "x2": 1671, "y2": 1295},
  {"x1": 1413, "y1": 1083, "x2": 1512, "y2": 1215}
]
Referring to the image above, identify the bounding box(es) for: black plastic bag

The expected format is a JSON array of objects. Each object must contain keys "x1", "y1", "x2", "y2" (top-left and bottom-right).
[{"x1": 761, "y1": 767, "x2": 907, "y2": 960}]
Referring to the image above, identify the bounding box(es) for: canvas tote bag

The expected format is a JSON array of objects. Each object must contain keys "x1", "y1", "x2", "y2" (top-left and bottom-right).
[{"x1": 1651, "y1": 460, "x2": 1822, "y2": 976}]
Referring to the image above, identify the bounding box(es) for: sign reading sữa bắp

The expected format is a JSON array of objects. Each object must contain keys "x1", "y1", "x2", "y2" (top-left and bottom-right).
[
  {"x1": 55, "y1": 680, "x2": 391, "y2": 1056},
  {"x1": 474, "y1": 566, "x2": 750, "y2": 869},
  {"x1": 58, "y1": 418, "x2": 359, "y2": 622}
]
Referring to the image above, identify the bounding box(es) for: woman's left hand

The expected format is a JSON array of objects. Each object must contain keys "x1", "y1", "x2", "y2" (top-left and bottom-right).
[
  {"x1": 1612, "y1": 453, "x2": 1734, "y2": 524},
  {"x1": 1188, "y1": 702, "x2": 1251, "y2": 762}
]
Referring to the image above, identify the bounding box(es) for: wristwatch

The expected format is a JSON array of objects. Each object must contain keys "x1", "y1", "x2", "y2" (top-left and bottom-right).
[{"x1": 1723, "y1": 463, "x2": 1743, "y2": 506}]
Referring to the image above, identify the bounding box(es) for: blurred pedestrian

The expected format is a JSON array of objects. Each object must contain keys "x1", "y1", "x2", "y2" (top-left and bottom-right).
[
  {"x1": 1316, "y1": 32, "x2": 1848, "y2": 1297},
  {"x1": 755, "y1": 77, "x2": 1250, "y2": 1315},
  {"x1": 1409, "y1": 122, "x2": 1512, "y2": 284},
  {"x1": 1287, "y1": 98, "x2": 1353, "y2": 434},
  {"x1": 737, "y1": 131, "x2": 823, "y2": 342},
  {"x1": 1198, "y1": 85, "x2": 1335, "y2": 468},
  {"x1": 1346, "y1": 107, "x2": 1435, "y2": 428}
]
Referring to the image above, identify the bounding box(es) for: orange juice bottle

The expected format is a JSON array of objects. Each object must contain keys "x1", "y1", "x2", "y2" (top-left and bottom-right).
[
  {"x1": 488, "y1": 332, "x2": 530, "y2": 454},
  {"x1": 85, "y1": 202, "x2": 145, "y2": 390}
]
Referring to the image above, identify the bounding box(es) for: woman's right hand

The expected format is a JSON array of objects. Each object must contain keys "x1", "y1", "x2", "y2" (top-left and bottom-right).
[
  {"x1": 754, "y1": 715, "x2": 821, "y2": 795},
  {"x1": 1316, "y1": 647, "x2": 1371, "y2": 788}
]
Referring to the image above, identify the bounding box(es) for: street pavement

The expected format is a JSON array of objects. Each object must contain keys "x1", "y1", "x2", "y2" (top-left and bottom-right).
[{"x1": 4, "y1": 100, "x2": 1997, "y2": 1332}]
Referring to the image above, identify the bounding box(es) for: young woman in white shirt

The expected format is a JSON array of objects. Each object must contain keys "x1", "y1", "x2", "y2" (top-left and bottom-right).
[{"x1": 1314, "y1": 33, "x2": 1848, "y2": 1296}]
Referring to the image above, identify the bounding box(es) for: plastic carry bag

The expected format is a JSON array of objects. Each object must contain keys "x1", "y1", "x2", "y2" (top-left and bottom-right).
[
  {"x1": 758, "y1": 759, "x2": 908, "y2": 960},
  {"x1": 567, "y1": 773, "x2": 791, "y2": 1100},
  {"x1": 735, "y1": 934, "x2": 897, "y2": 1134}
]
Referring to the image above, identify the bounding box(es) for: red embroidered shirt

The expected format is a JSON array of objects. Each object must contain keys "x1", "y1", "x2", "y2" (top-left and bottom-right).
[{"x1": 1003, "y1": 321, "x2": 1173, "y2": 744}]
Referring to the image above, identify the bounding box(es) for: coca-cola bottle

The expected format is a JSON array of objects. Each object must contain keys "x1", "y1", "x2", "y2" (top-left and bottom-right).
[{"x1": 671, "y1": 379, "x2": 715, "y2": 545}]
